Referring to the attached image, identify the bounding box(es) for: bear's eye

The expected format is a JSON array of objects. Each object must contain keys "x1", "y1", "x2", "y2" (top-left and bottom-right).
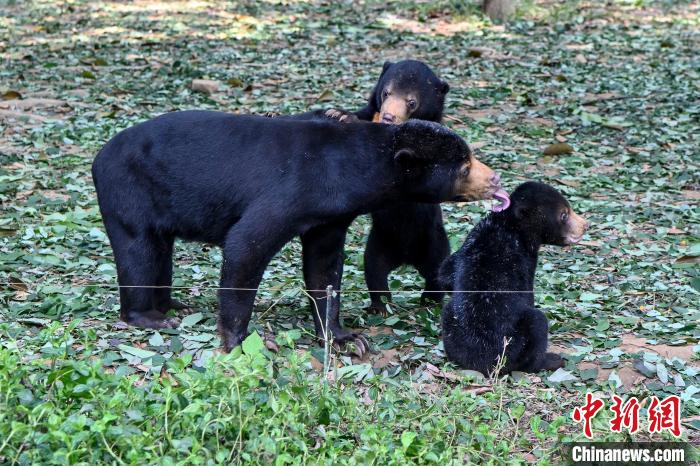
[
  {"x1": 560, "y1": 211, "x2": 569, "y2": 223},
  {"x1": 407, "y1": 99, "x2": 417, "y2": 110},
  {"x1": 381, "y1": 89, "x2": 389, "y2": 99},
  {"x1": 459, "y1": 164, "x2": 470, "y2": 176}
]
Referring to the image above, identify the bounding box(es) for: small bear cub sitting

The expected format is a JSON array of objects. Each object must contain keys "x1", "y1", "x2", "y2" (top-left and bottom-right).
[{"x1": 440, "y1": 182, "x2": 589, "y2": 374}]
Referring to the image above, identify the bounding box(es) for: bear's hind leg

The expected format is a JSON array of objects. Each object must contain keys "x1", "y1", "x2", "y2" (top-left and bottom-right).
[
  {"x1": 510, "y1": 307, "x2": 563, "y2": 373},
  {"x1": 105, "y1": 221, "x2": 180, "y2": 329},
  {"x1": 364, "y1": 226, "x2": 399, "y2": 315},
  {"x1": 151, "y1": 236, "x2": 189, "y2": 313},
  {"x1": 416, "y1": 225, "x2": 449, "y2": 307}
]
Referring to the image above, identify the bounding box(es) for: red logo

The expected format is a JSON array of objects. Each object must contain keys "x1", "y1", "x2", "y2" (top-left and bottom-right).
[
  {"x1": 648, "y1": 395, "x2": 681, "y2": 438},
  {"x1": 573, "y1": 394, "x2": 682, "y2": 438},
  {"x1": 572, "y1": 392, "x2": 605, "y2": 439},
  {"x1": 610, "y1": 395, "x2": 641, "y2": 434}
]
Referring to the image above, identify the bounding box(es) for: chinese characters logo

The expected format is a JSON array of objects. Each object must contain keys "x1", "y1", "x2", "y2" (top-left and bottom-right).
[{"x1": 572, "y1": 393, "x2": 682, "y2": 438}]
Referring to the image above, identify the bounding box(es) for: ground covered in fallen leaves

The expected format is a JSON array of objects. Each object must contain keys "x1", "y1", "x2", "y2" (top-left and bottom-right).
[{"x1": 0, "y1": 0, "x2": 698, "y2": 464}]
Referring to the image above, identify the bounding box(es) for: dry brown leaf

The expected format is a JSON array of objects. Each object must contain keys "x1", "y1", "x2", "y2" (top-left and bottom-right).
[
  {"x1": 367, "y1": 326, "x2": 393, "y2": 336},
  {"x1": 0, "y1": 109, "x2": 50, "y2": 122},
  {"x1": 463, "y1": 108, "x2": 499, "y2": 121},
  {"x1": 0, "y1": 98, "x2": 66, "y2": 110},
  {"x1": 42, "y1": 190, "x2": 70, "y2": 201},
  {"x1": 543, "y1": 143, "x2": 573, "y2": 156},
  {"x1": 316, "y1": 89, "x2": 334, "y2": 102},
  {"x1": 371, "y1": 349, "x2": 398, "y2": 369},
  {"x1": 8, "y1": 276, "x2": 27, "y2": 292},
  {"x1": 524, "y1": 117, "x2": 555, "y2": 127},
  {"x1": 1, "y1": 90, "x2": 22, "y2": 100},
  {"x1": 675, "y1": 255, "x2": 700, "y2": 264},
  {"x1": 554, "y1": 179, "x2": 581, "y2": 188},
  {"x1": 618, "y1": 365, "x2": 646, "y2": 387}
]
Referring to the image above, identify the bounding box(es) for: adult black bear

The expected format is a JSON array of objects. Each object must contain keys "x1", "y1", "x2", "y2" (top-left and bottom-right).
[
  {"x1": 92, "y1": 111, "x2": 504, "y2": 352},
  {"x1": 440, "y1": 182, "x2": 589, "y2": 374}
]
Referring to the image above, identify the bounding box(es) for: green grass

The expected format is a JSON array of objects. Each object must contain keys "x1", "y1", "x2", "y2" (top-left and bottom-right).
[{"x1": 0, "y1": 0, "x2": 698, "y2": 463}]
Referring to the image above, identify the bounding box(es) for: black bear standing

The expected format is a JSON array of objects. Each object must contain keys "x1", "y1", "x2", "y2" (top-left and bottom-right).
[
  {"x1": 92, "y1": 111, "x2": 504, "y2": 352},
  {"x1": 358, "y1": 60, "x2": 454, "y2": 313},
  {"x1": 440, "y1": 182, "x2": 589, "y2": 374},
  {"x1": 321, "y1": 60, "x2": 485, "y2": 313}
]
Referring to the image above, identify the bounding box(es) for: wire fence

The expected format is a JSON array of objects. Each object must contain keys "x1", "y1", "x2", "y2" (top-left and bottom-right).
[
  {"x1": 0, "y1": 282, "x2": 540, "y2": 293},
  {"x1": 0, "y1": 282, "x2": 686, "y2": 295}
]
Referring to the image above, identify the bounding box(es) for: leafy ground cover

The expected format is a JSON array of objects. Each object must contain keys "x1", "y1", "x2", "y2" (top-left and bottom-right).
[{"x1": 0, "y1": 0, "x2": 698, "y2": 464}]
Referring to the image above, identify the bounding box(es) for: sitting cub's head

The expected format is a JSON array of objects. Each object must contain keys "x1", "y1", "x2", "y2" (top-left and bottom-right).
[{"x1": 505, "y1": 182, "x2": 589, "y2": 246}]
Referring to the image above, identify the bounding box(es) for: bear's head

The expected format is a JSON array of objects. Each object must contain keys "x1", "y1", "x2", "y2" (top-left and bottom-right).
[
  {"x1": 504, "y1": 182, "x2": 589, "y2": 246},
  {"x1": 370, "y1": 60, "x2": 449, "y2": 124},
  {"x1": 392, "y1": 120, "x2": 508, "y2": 207}
]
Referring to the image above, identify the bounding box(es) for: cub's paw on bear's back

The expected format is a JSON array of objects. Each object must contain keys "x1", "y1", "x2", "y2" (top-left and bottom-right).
[
  {"x1": 440, "y1": 181, "x2": 589, "y2": 375},
  {"x1": 324, "y1": 108, "x2": 360, "y2": 123}
]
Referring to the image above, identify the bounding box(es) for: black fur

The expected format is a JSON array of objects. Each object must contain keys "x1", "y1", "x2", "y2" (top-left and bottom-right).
[
  {"x1": 440, "y1": 182, "x2": 584, "y2": 374},
  {"x1": 355, "y1": 59, "x2": 449, "y2": 122},
  {"x1": 361, "y1": 60, "x2": 451, "y2": 313},
  {"x1": 92, "y1": 111, "x2": 474, "y2": 351},
  {"x1": 294, "y1": 60, "x2": 452, "y2": 313}
]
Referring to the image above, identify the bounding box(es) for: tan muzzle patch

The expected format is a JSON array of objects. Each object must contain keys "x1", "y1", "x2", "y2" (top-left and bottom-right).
[
  {"x1": 379, "y1": 95, "x2": 410, "y2": 124},
  {"x1": 566, "y1": 211, "x2": 589, "y2": 244},
  {"x1": 454, "y1": 157, "x2": 497, "y2": 201}
]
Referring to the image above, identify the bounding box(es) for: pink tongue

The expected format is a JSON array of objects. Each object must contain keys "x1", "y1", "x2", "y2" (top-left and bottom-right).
[{"x1": 491, "y1": 188, "x2": 511, "y2": 212}]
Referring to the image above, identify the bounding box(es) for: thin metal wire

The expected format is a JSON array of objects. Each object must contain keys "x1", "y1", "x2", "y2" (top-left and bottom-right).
[{"x1": 1, "y1": 282, "x2": 539, "y2": 293}]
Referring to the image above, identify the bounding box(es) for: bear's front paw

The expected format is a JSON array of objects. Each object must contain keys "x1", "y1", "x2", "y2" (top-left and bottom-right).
[{"x1": 324, "y1": 108, "x2": 359, "y2": 123}]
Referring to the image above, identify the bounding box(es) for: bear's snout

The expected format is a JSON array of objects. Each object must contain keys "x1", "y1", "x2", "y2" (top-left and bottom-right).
[
  {"x1": 454, "y1": 157, "x2": 498, "y2": 202},
  {"x1": 565, "y1": 211, "x2": 589, "y2": 244}
]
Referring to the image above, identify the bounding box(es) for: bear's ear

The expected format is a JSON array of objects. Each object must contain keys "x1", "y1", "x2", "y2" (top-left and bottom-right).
[
  {"x1": 439, "y1": 80, "x2": 450, "y2": 95},
  {"x1": 381, "y1": 61, "x2": 394, "y2": 77},
  {"x1": 393, "y1": 148, "x2": 419, "y2": 165},
  {"x1": 511, "y1": 201, "x2": 527, "y2": 220}
]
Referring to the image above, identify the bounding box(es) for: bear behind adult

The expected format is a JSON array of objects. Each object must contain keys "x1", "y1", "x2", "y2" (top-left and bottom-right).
[
  {"x1": 358, "y1": 60, "x2": 455, "y2": 313},
  {"x1": 354, "y1": 59, "x2": 449, "y2": 124},
  {"x1": 440, "y1": 182, "x2": 589, "y2": 374},
  {"x1": 314, "y1": 60, "x2": 490, "y2": 313},
  {"x1": 92, "y1": 110, "x2": 503, "y2": 352}
]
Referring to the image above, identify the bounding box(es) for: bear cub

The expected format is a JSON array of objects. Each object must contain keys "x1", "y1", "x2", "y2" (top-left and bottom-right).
[{"x1": 440, "y1": 182, "x2": 589, "y2": 374}]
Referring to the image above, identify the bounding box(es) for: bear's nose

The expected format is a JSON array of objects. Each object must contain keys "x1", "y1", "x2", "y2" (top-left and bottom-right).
[
  {"x1": 490, "y1": 173, "x2": 501, "y2": 186},
  {"x1": 381, "y1": 113, "x2": 396, "y2": 124}
]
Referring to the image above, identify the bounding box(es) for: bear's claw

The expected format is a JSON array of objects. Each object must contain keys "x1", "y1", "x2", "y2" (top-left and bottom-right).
[
  {"x1": 332, "y1": 333, "x2": 372, "y2": 359},
  {"x1": 324, "y1": 108, "x2": 359, "y2": 124}
]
